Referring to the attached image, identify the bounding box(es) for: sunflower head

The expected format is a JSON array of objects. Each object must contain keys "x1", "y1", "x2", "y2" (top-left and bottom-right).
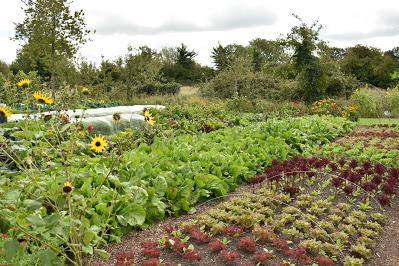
[
  {"x1": 112, "y1": 112, "x2": 121, "y2": 122},
  {"x1": 63, "y1": 181, "x2": 74, "y2": 193},
  {"x1": 144, "y1": 110, "x2": 155, "y2": 126},
  {"x1": 0, "y1": 105, "x2": 13, "y2": 119},
  {"x1": 33, "y1": 91, "x2": 54, "y2": 105},
  {"x1": 89, "y1": 135, "x2": 108, "y2": 153},
  {"x1": 81, "y1": 87, "x2": 90, "y2": 95},
  {"x1": 17, "y1": 79, "x2": 31, "y2": 88}
]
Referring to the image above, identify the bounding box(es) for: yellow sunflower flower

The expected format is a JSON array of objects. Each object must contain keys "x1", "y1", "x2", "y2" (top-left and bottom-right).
[
  {"x1": 33, "y1": 91, "x2": 54, "y2": 105},
  {"x1": 0, "y1": 105, "x2": 13, "y2": 118},
  {"x1": 63, "y1": 181, "x2": 74, "y2": 193},
  {"x1": 81, "y1": 87, "x2": 90, "y2": 95},
  {"x1": 112, "y1": 112, "x2": 121, "y2": 123},
  {"x1": 89, "y1": 135, "x2": 108, "y2": 153},
  {"x1": 144, "y1": 110, "x2": 155, "y2": 126},
  {"x1": 17, "y1": 79, "x2": 31, "y2": 88}
]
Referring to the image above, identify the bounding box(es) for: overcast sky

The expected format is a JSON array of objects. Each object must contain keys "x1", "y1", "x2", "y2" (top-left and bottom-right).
[{"x1": 1, "y1": 0, "x2": 398, "y2": 66}]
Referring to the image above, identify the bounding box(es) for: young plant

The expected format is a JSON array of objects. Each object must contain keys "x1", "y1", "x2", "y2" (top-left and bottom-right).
[
  {"x1": 343, "y1": 256, "x2": 364, "y2": 266},
  {"x1": 208, "y1": 238, "x2": 225, "y2": 252},
  {"x1": 115, "y1": 251, "x2": 134, "y2": 266},
  {"x1": 223, "y1": 225, "x2": 242, "y2": 237},
  {"x1": 252, "y1": 225, "x2": 276, "y2": 242},
  {"x1": 251, "y1": 250, "x2": 274, "y2": 263},
  {"x1": 298, "y1": 239, "x2": 322, "y2": 254},
  {"x1": 315, "y1": 255, "x2": 334, "y2": 266},
  {"x1": 350, "y1": 243, "x2": 371, "y2": 259},
  {"x1": 142, "y1": 258, "x2": 160, "y2": 266},
  {"x1": 237, "y1": 236, "x2": 257, "y2": 253},
  {"x1": 219, "y1": 250, "x2": 241, "y2": 262}
]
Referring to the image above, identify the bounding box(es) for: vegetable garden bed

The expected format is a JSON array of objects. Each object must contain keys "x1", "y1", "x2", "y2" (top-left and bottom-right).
[
  {"x1": 92, "y1": 125, "x2": 399, "y2": 266},
  {"x1": 0, "y1": 115, "x2": 353, "y2": 265}
]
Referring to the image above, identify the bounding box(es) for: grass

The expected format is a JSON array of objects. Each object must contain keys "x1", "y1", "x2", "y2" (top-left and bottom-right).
[
  {"x1": 357, "y1": 118, "x2": 399, "y2": 125},
  {"x1": 179, "y1": 86, "x2": 199, "y2": 96}
]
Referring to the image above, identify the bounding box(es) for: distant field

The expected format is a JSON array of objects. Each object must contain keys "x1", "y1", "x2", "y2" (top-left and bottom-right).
[
  {"x1": 358, "y1": 118, "x2": 399, "y2": 125},
  {"x1": 179, "y1": 86, "x2": 199, "y2": 96}
]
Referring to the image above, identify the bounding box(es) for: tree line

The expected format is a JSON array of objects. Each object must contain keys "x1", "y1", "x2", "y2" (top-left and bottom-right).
[{"x1": 1, "y1": 0, "x2": 398, "y2": 102}]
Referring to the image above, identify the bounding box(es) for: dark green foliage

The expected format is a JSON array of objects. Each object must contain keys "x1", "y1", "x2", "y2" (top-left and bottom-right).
[
  {"x1": 13, "y1": 0, "x2": 91, "y2": 88},
  {"x1": 284, "y1": 15, "x2": 327, "y2": 102},
  {"x1": 341, "y1": 45, "x2": 397, "y2": 88},
  {"x1": 207, "y1": 70, "x2": 296, "y2": 100},
  {"x1": 176, "y1": 43, "x2": 197, "y2": 68},
  {"x1": 211, "y1": 44, "x2": 232, "y2": 72},
  {"x1": 0, "y1": 60, "x2": 9, "y2": 75},
  {"x1": 138, "y1": 82, "x2": 181, "y2": 95}
]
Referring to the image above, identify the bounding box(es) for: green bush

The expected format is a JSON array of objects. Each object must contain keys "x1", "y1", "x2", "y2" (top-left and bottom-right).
[
  {"x1": 350, "y1": 86, "x2": 397, "y2": 118},
  {"x1": 138, "y1": 81, "x2": 181, "y2": 95},
  {"x1": 205, "y1": 70, "x2": 297, "y2": 100},
  {"x1": 386, "y1": 86, "x2": 399, "y2": 117}
]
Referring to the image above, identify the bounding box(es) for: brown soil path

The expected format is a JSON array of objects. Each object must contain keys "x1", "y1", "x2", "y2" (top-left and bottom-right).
[{"x1": 366, "y1": 194, "x2": 399, "y2": 266}]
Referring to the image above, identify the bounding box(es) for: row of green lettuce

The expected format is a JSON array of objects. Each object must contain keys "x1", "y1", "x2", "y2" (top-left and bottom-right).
[
  {"x1": 0, "y1": 115, "x2": 353, "y2": 265},
  {"x1": 305, "y1": 139, "x2": 399, "y2": 167}
]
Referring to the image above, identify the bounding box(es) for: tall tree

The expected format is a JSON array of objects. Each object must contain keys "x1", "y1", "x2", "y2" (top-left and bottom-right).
[
  {"x1": 0, "y1": 60, "x2": 9, "y2": 75},
  {"x1": 341, "y1": 45, "x2": 397, "y2": 88},
  {"x1": 284, "y1": 14, "x2": 327, "y2": 102},
  {"x1": 211, "y1": 43, "x2": 232, "y2": 72},
  {"x1": 176, "y1": 43, "x2": 197, "y2": 68},
  {"x1": 14, "y1": 0, "x2": 90, "y2": 91}
]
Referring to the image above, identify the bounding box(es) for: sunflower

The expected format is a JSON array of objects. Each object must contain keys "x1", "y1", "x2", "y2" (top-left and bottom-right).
[
  {"x1": 89, "y1": 135, "x2": 108, "y2": 153},
  {"x1": 81, "y1": 87, "x2": 90, "y2": 95},
  {"x1": 17, "y1": 79, "x2": 31, "y2": 88},
  {"x1": 112, "y1": 112, "x2": 121, "y2": 123},
  {"x1": 144, "y1": 110, "x2": 155, "y2": 126},
  {"x1": 0, "y1": 105, "x2": 12, "y2": 118},
  {"x1": 33, "y1": 91, "x2": 54, "y2": 105},
  {"x1": 63, "y1": 181, "x2": 74, "y2": 193}
]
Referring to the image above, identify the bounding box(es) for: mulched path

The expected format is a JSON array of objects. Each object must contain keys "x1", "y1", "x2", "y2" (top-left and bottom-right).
[{"x1": 366, "y1": 194, "x2": 399, "y2": 266}]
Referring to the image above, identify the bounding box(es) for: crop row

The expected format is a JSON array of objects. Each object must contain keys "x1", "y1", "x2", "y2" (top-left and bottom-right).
[{"x1": 306, "y1": 125, "x2": 399, "y2": 166}]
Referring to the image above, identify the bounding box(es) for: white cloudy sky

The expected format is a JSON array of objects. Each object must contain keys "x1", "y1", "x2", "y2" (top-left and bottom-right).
[{"x1": 1, "y1": 0, "x2": 399, "y2": 66}]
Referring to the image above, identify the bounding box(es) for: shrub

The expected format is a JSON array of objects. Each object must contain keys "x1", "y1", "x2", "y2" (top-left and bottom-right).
[
  {"x1": 137, "y1": 82, "x2": 181, "y2": 95},
  {"x1": 205, "y1": 70, "x2": 297, "y2": 100},
  {"x1": 386, "y1": 86, "x2": 399, "y2": 117}
]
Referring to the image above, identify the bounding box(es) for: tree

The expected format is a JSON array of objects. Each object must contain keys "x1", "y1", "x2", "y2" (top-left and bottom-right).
[
  {"x1": 385, "y1": 47, "x2": 399, "y2": 65},
  {"x1": 176, "y1": 43, "x2": 197, "y2": 68},
  {"x1": 14, "y1": 0, "x2": 90, "y2": 91},
  {"x1": 341, "y1": 45, "x2": 397, "y2": 88},
  {"x1": 249, "y1": 39, "x2": 288, "y2": 64},
  {"x1": 0, "y1": 60, "x2": 9, "y2": 75},
  {"x1": 283, "y1": 15, "x2": 327, "y2": 102},
  {"x1": 161, "y1": 44, "x2": 204, "y2": 83},
  {"x1": 122, "y1": 46, "x2": 162, "y2": 97},
  {"x1": 211, "y1": 43, "x2": 232, "y2": 72}
]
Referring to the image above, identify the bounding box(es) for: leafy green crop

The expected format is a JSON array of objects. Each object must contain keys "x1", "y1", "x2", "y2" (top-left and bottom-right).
[{"x1": 0, "y1": 115, "x2": 353, "y2": 264}]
